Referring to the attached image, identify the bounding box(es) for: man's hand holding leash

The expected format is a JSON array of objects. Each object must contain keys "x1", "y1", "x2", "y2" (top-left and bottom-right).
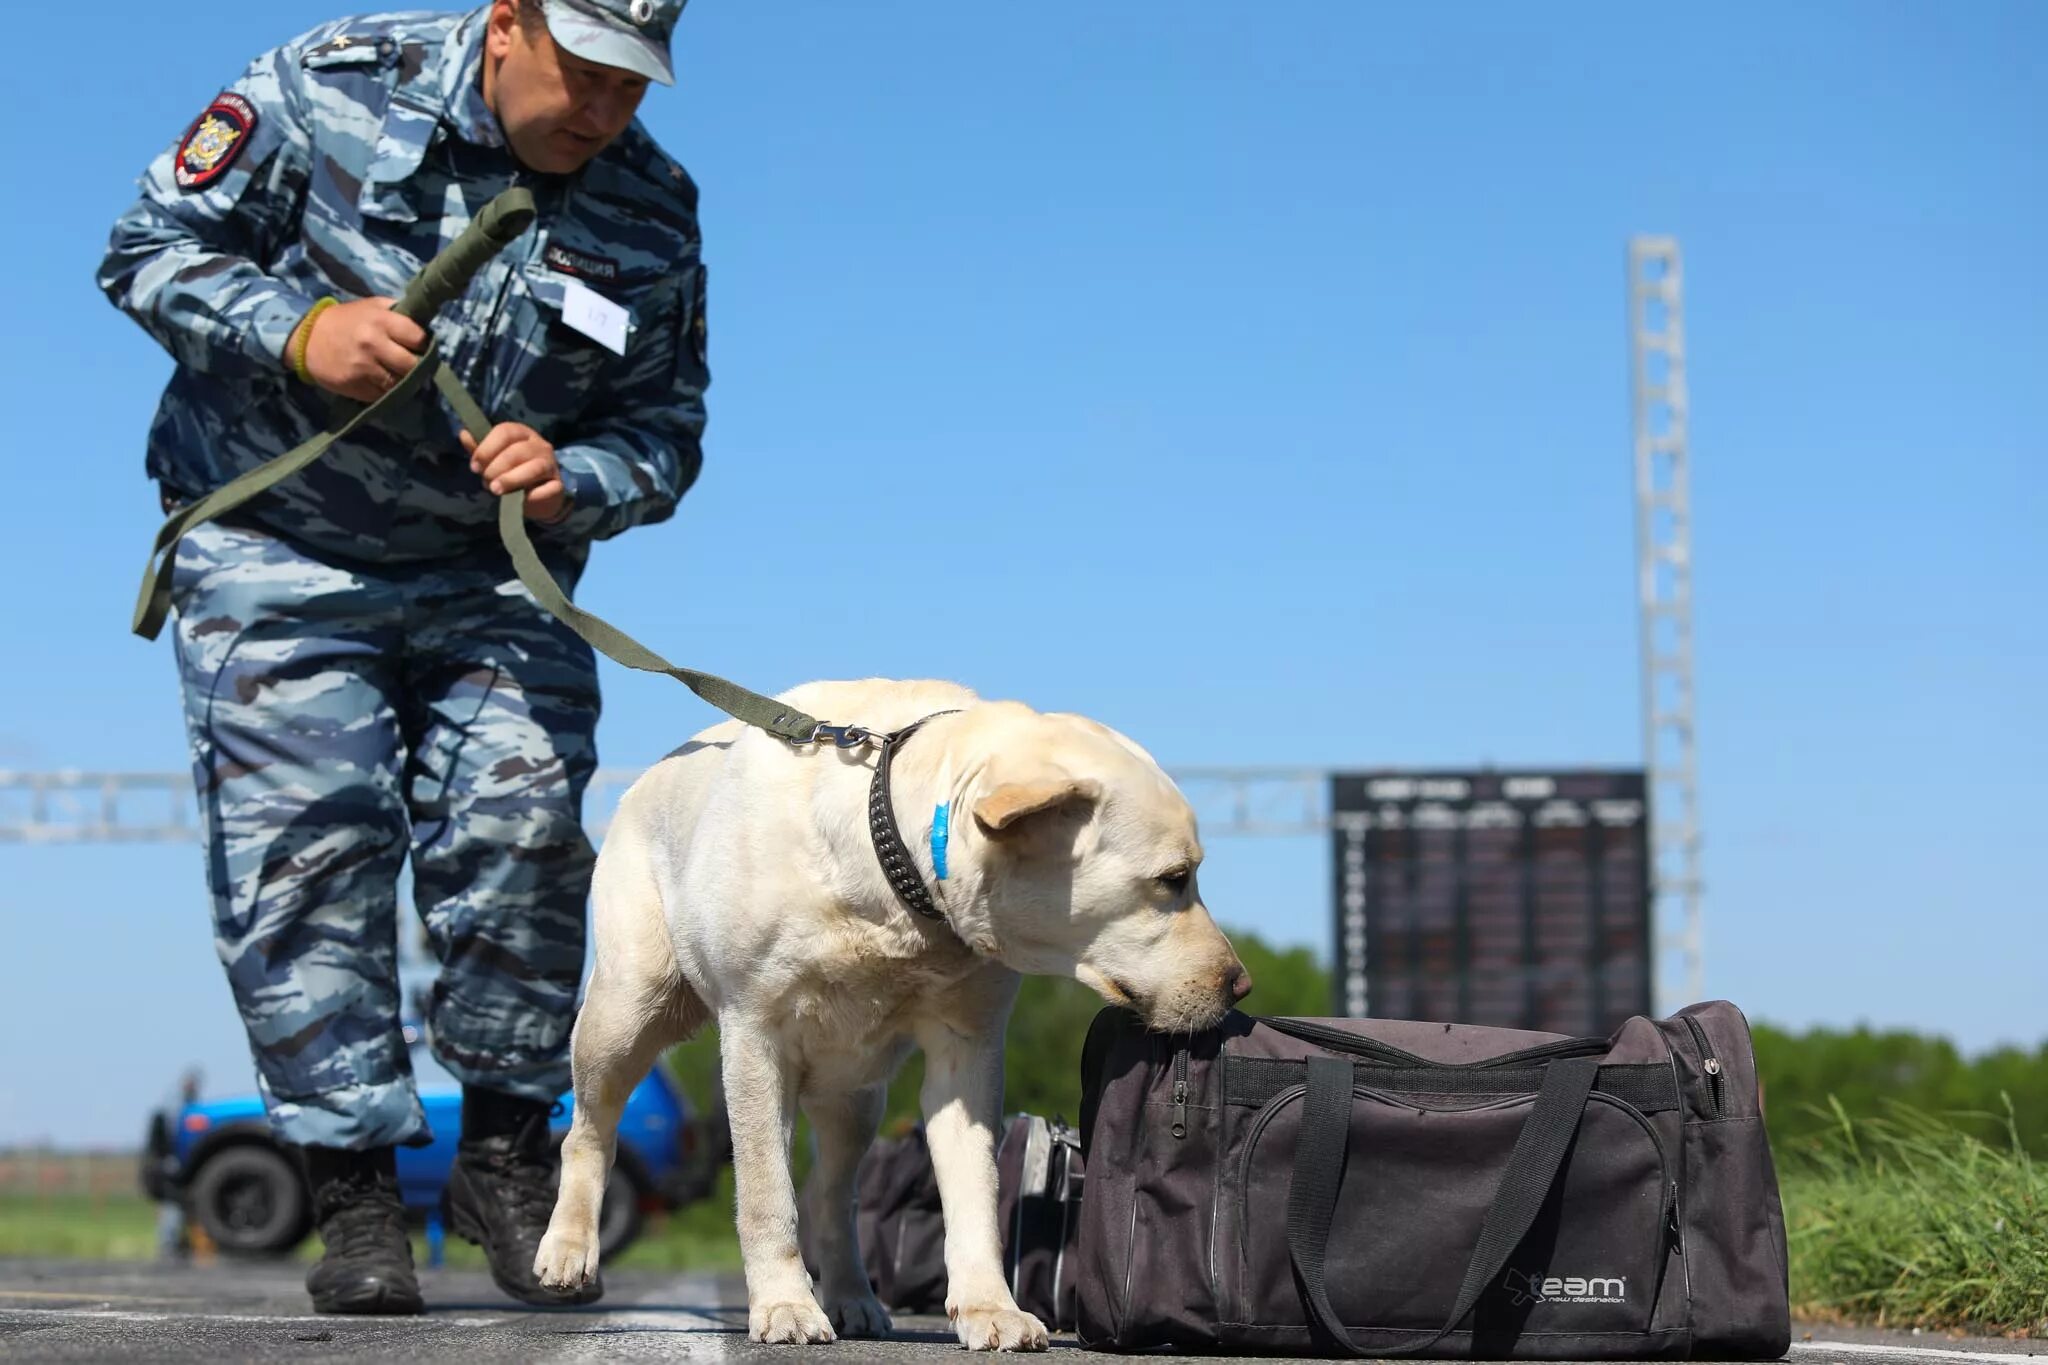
[
  {"x1": 289, "y1": 297, "x2": 569, "y2": 524},
  {"x1": 464, "y1": 422, "x2": 570, "y2": 524},
  {"x1": 293, "y1": 296, "x2": 427, "y2": 403}
]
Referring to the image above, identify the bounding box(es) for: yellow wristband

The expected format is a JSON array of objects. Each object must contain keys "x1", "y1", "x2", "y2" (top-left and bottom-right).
[{"x1": 290, "y1": 296, "x2": 338, "y2": 383}]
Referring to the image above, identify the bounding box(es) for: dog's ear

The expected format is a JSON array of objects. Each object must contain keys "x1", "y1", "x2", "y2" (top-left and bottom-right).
[{"x1": 973, "y1": 775, "x2": 1103, "y2": 835}]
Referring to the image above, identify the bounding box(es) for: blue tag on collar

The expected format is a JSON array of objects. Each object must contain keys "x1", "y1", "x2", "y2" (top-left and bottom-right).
[{"x1": 931, "y1": 803, "x2": 951, "y2": 880}]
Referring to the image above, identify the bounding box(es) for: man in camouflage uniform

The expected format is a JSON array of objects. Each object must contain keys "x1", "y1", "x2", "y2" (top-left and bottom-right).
[{"x1": 98, "y1": 0, "x2": 705, "y2": 1315}]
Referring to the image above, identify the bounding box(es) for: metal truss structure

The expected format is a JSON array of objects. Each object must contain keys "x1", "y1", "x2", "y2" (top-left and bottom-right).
[
  {"x1": 1628, "y1": 236, "x2": 1705, "y2": 1010},
  {"x1": 0, "y1": 767, "x2": 1333, "y2": 845},
  {"x1": 0, "y1": 771, "x2": 197, "y2": 845}
]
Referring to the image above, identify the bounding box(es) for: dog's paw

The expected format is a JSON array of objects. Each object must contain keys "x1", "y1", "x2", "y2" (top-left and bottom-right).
[
  {"x1": 532, "y1": 1224, "x2": 600, "y2": 1291},
  {"x1": 949, "y1": 1303, "x2": 1049, "y2": 1352},
  {"x1": 824, "y1": 1291, "x2": 893, "y2": 1339},
  {"x1": 750, "y1": 1297, "x2": 837, "y2": 1345}
]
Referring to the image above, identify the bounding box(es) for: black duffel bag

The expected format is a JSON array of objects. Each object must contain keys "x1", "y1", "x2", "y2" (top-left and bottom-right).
[
  {"x1": 1074, "y1": 1001, "x2": 1789, "y2": 1358},
  {"x1": 829, "y1": 1112, "x2": 1085, "y2": 1330}
]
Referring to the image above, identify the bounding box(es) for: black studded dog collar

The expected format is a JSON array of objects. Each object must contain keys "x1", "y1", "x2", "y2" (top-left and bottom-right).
[{"x1": 868, "y1": 711, "x2": 961, "y2": 924}]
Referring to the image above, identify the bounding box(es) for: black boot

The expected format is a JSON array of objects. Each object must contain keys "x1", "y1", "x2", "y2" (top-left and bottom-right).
[
  {"x1": 300, "y1": 1146, "x2": 423, "y2": 1315},
  {"x1": 441, "y1": 1087, "x2": 602, "y2": 1307}
]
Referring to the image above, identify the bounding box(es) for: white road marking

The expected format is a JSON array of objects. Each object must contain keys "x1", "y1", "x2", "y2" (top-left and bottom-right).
[
  {"x1": 0, "y1": 1291, "x2": 190, "y2": 1304},
  {"x1": 0, "y1": 1306, "x2": 511, "y2": 1327},
  {"x1": 530, "y1": 1307, "x2": 733, "y2": 1360},
  {"x1": 1797, "y1": 1342, "x2": 2040, "y2": 1362}
]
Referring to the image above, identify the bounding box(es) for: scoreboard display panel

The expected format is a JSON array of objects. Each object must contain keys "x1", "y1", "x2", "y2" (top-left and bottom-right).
[{"x1": 1330, "y1": 770, "x2": 1651, "y2": 1036}]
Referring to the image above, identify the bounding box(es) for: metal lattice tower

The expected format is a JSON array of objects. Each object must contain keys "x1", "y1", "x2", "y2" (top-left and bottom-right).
[
  {"x1": 1627, "y1": 236, "x2": 1703, "y2": 1010},
  {"x1": 0, "y1": 767, "x2": 1331, "y2": 844}
]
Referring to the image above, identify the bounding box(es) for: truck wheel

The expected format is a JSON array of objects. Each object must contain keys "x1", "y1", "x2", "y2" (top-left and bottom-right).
[{"x1": 187, "y1": 1144, "x2": 310, "y2": 1256}]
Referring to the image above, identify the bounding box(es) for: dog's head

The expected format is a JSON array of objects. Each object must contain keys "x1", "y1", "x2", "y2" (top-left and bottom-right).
[{"x1": 937, "y1": 706, "x2": 1251, "y2": 1033}]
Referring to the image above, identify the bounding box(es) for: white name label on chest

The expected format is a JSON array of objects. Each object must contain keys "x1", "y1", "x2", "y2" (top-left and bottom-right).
[{"x1": 561, "y1": 278, "x2": 629, "y2": 356}]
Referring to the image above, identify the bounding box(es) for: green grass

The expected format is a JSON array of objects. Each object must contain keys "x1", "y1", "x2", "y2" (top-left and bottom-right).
[
  {"x1": 1779, "y1": 1096, "x2": 2047, "y2": 1337},
  {"x1": 607, "y1": 1166, "x2": 742, "y2": 1271},
  {"x1": 0, "y1": 1194, "x2": 163, "y2": 1261},
  {"x1": 0, "y1": 1179, "x2": 744, "y2": 1274}
]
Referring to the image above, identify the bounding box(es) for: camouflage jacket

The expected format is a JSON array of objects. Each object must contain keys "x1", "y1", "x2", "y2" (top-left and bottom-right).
[{"x1": 98, "y1": 7, "x2": 707, "y2": 564}]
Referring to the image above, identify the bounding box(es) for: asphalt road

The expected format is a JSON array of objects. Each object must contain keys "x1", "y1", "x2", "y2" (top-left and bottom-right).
[{"x1": 0, "y1": 1259, "x2": 2038, "y2": 1363}]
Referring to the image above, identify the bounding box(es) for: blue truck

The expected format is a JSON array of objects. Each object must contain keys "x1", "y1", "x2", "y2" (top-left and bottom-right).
[{"x1": 140, "y1": 1023, "x2": 726, "y2": 1261}]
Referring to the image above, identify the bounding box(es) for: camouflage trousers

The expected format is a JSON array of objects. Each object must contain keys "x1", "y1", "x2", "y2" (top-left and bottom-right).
[{"x1": 169, "y1": 518, "x2": 599, "y2": 1149}]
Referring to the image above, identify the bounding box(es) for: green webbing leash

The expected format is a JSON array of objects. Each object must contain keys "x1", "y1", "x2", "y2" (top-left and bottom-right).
[
  {"x1": 129, "y1": 335, "x2": 442, "y2": 641},
  {"x1": 435, "y1": 352, "x2": 826, "y2": 743},
  {"x1": 132, "y1": 187, "x2": 824, "y2": 747}
]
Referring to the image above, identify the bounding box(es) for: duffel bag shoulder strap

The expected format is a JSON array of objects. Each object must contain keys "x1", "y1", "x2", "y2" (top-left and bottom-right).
[{"x1": 1287, "y1": 1054, "x2": 1601, "y2": 1358}]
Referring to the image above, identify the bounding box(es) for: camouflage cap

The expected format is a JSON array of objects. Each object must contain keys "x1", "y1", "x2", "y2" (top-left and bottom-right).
[{"x1": 540, "y1": 0, "x2": 685, "y2": 87}]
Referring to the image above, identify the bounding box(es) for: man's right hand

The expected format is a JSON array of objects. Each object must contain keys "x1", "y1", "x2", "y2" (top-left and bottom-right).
[{"x1": 298, "y1": 297, "x2": 428, "y2": 403}]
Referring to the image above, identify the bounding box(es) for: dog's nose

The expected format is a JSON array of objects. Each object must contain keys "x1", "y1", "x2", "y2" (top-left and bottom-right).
[{"x1": 1229, "y1": 968, "x2": 1254, "y2": 1003}]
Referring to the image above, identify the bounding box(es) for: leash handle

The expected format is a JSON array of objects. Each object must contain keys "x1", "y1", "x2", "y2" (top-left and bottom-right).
[{"x1": 391, "y1": 188, "x2": 537, "y2": 325}]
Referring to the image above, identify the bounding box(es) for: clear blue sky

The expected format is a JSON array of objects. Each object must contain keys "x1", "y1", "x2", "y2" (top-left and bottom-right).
[{"x1": 2, "y1": 2, "x2": 2040, "y2": 1146}]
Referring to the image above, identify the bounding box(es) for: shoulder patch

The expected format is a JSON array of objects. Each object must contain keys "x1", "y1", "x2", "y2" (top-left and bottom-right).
[{"x1": 175, "y1": 93, "x2": 257, "y2": 192}]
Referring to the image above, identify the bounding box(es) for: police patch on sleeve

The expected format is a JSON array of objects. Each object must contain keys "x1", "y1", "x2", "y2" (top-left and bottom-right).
[{"x1": 175, "y1": 93, "x2": 258, "y2": 191}]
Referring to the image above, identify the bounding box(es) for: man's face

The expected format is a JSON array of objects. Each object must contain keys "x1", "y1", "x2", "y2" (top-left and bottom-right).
[{"x1": 486, "y1": 1, "x2": 650, "y2": 175}]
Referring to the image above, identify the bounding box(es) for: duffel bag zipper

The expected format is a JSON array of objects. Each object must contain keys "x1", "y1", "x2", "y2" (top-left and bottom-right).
[
  {"x1": 1171, "y1": 1048, "x2": 1190, "y2": 1138},
  {"x1": 1267, "y1": 1017, "x2": 1609, "y2": 1069},
  {"x1": 1682, "y1": 1016, "x2": 1724, "y2": 1115}
]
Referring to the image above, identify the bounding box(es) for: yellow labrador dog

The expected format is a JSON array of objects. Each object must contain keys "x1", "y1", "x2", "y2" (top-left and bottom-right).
[{"x1": 533, "y1": 679, "x2": 1250, "y2": 1349}]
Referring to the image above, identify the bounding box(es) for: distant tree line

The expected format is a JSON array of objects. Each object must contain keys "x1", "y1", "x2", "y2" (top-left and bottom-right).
[{"x1": 1753, "y1": 1020, "x2": 2048, "y2": 1160}]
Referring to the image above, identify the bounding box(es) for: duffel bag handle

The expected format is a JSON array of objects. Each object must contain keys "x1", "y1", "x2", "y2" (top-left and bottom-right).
[{"x1": 1286, "y1": 1054, "x2": 1600, "y2": 1357}]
